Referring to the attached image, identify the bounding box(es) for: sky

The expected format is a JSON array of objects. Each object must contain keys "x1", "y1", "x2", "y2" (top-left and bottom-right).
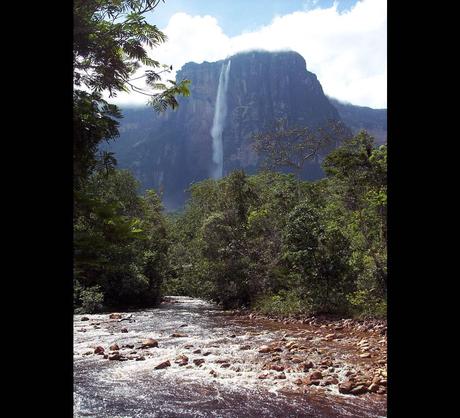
[{"x1": 111, "y1": 0, "x2": 386, "y2": 108}]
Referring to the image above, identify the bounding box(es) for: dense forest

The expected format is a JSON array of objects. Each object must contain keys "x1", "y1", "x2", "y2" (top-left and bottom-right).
[{"x1": 73, "y1": 1, "x2": 386, "y2": 319}]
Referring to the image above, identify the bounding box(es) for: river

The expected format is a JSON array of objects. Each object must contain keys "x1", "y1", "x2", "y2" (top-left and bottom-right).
[{"x1": 74, "y1": 296, "x2": 387, "y2": 417}]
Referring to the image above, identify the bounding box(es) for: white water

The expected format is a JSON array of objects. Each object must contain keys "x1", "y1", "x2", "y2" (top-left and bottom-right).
[{"x1": 210, "y1": 60, "x2": 231, "y2": 179}]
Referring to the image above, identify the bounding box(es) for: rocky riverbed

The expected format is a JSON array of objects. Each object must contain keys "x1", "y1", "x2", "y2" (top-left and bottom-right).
[{"x1": 74, "y1": 296, "x2": 387, "y2": 417}]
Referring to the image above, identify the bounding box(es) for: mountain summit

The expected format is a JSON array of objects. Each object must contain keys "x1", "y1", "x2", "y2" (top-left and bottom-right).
[{"x1": 106, "y1": 51, "x2": 380, "y2": 210}]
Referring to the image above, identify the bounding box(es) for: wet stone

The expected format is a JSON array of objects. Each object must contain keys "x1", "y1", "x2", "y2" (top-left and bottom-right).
[
  {"x1": 154, "y1": 360, "x2": 171, "y2": 369},
  {"x1": 142, "y1": 339, "x2": 158, "y2": 348}
]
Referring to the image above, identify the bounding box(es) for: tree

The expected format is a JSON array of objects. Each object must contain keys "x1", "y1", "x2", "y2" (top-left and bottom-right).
[
  {"x1": 252, "y1": 118, "x2": 350, "y2": 178},
  {"x1": 73, "y1": 0, "x2": 190, "y2": 187}
]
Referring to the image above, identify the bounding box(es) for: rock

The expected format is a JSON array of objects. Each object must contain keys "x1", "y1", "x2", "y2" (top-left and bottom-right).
[
  {"x1": 193, "y1": 358, "x2": 205, "y2": 366},
  {"x1": 193, "y1": 349, "x2": 202, "y2": 354},
  {"x1": 81, "y1": 317, "x2": 90, "y2": 321},
  {"x1": 184, "y1": 344, "x2": 194, "y2": 349},
  {"x1": 304, "y1": 378, "x2": 320, "y2": 386},
  {"x1": 309, "y1": 371, "x2": 323, "y2": 380},
  {"x1": 77, "y1": 329, "x2": 87, "y2": 333},
  {"x1": 301, "y1": 361, "x2": 314, "y2": 371},
  {"x1": 121, "y1": 328, "x2": 128, "y2": 333},
  {"x1": 239, "y1": 345, "x2": 251, "y2": 350},
  {"x1": 350, "y1": 385, "x2": 368, "y2": 395},
  {"x1": 175, "y1": 355, "x2": 189, "y2": 366},
  {"x1": 338, "y1": 381, "x2": 354, "y2": 394},
  {"x1": 209, "y1": 370, "x2": 218, "y2": 377},
  {"x1": 108, "y1": 352, "x2": 122, "y2": 360},
  {"x1": 154, "y1": 360, "x2": 171, "y2": 370},
  {"x1": 109, "y1": 313, "x2": 122, "y2": 320},
  {"x1": 327, "y1": 377, "x2": 339, "y2": 385},
  {"x1": 258, "y1": 345, "x2": 271, "y2": 353},
  {"x1": 203, "y1": 351, "x2": 212, "y2": 356},
  {"x1": 94, "y1": 346, "x2": 104, "y2": 355},
  {"x1": 141, "y1": 338, "x2": 158, "y2": 348},
  {"x1": 359, "y1": 353, "x2": 371, "y2": 358},
  {"x1": 109, "y1": 344, "x2": 119, "y2": 351},
  {"x1": 270, "y1": 365, "x2": 284, "y2": 372},
  {"x1": 274, "y1": 372, "x2": 286, "y2": 379},
  {"x1": 325, "y1": 333, "x2": 336, "y2": 339},
  {"x1": 83, "y1": 351, "x2": 92, "y2": 356},
  {"x1": 368, "y1": 383, "x2": 380, "y2": 392},
  {"x1": 294, "y1": 378, "x2": 303, "y2": 385},
  {"x1": 135, "y1": 356, "x2": 145, "y2": 361},
  {"x1": 220, "y1": 363, "x2": 231, "y2": 368},
  {"x1": 170, "y1": 333, "x2": 188, "y2": 337},
  {"x1": 103, "y1": 354, "x2": 108, "y2": 359},
  {"x1": 179, "y1": 324, "x2": 188, "y2": 327},
  {"x1": 124, "y1": 344, "x2": 134, "y2": 349},
  {"x1": 230, "y1": 334, "x2": 236, "y2": 338},
  {"x1": 258, "y1": 373, "x2": 269, "y2": 379}
]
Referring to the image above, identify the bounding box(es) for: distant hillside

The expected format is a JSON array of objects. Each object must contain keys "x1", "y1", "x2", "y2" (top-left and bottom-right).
[{"x1": 328, "y1": 98, "x2": 387, "y2": 145}]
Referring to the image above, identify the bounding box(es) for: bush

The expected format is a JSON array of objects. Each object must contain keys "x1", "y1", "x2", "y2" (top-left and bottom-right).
[
  {"x1": 347, "y1": 289, "x2": 387, "y2": 318},
  {"x1": 75, "y1": 285, "x2": 104, "y2": 314},
  {"x1": 254, "y1": 290, "x2": 308, "y2": 316}
]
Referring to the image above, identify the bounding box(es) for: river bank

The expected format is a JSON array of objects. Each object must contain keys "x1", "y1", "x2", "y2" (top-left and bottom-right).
[{"x1": 74, "y1": 296, "x2": 387, "y2": 417}]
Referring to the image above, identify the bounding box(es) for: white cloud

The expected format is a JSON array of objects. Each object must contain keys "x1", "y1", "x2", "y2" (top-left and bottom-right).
[{"x1": 111, "y1": 0, "x2": 387, "y2": 108}]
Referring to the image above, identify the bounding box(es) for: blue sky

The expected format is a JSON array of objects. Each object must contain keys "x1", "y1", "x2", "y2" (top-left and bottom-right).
[
  {"x1": 148, "y1": 1, "x2": 359, "y2": 37},
  {"x1": 113, "y1": 0, "x2": 386, "y2": 108}
]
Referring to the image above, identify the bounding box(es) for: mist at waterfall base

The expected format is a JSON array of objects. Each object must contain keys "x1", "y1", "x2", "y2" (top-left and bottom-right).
[{"x1": 210, "y1": 60, "x2": 231, "y2": 179}]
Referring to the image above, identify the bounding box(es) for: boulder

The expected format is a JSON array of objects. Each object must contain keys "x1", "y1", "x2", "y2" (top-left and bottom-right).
[
  {"x1": 338, "y1": 380, "x2": 354, "y2": 394},
  {"x1": 193, "y1": 358, "x2": 205, "y2": 366},
  {"x1": 368, "y1": 383, "x2": 380, "y2": 392},
  {"x1": 154, "y1": 360, "x2": 171, "y2": 370},
  {"x1": 175, "y1": 355, "x2": 189, "y2": 366},
  {"x1": 109, "y1": 344, "x2": 119, "y2": 351},
  {"x1": 309, "y1": 371, "x2": 323, "y2": 380},
  {"x1": 141, "y1": 338, "x2": 158, "y2": 348},
  {"x1": 108, "y1": 352, "x2": 122, "y2": 360},
  {"x1": 350, "y1": 385, "x2": 368, "y2": 395},
  {"x1": 94, "y1": 346, "x2": 104, "y2": 355}
]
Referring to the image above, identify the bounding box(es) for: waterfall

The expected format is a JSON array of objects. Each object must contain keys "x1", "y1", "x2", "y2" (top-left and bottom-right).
[{"x1": 210, "y1": 60, "x2": 231, "y2": 179}]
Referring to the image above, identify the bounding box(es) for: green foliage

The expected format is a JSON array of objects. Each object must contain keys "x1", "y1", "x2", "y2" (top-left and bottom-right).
[
  {"x1": 164, "y1": 131, "x2": 386, "y2": 318},
  {"x1": 73, "y1": 0, "x2": 190, "y2": 188},
  {"x1": 254, "y1": 290, "x2": 306, "y2": 316},
  {"x1": 74, "y1": 169, "x2": 168, "y2": 312}
]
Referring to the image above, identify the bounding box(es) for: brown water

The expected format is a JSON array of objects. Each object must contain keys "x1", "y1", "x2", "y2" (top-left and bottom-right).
[{"x1": 74, "y1": 296, "x2": 387, "y2": 417}]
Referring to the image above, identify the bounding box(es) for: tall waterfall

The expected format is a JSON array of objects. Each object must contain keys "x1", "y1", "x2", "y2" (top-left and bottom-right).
[{"x1": 210, "y1": 60, "x2": 231, "y2": 179}]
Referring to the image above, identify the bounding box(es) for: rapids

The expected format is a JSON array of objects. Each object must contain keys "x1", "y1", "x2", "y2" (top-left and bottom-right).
[{"x1": 74, "y1": 296, "x2": 386, "y2": 417}]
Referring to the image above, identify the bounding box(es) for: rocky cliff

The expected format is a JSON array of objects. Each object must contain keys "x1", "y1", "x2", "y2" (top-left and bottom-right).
[
  {"x1": 106, "y1": 51, "x2": 350, "y2": 210},
  {"x1": 328, "y1": 98, "x2": 387, "y2": 145}
]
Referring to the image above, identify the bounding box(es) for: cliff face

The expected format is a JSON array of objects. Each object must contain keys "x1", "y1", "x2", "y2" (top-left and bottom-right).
[
  {"x1": 328, "y1": 98, "x2": 387, "y2": 145},
  {"x1": 107, "y1": 51, "x2": 346, "y2": 210}
]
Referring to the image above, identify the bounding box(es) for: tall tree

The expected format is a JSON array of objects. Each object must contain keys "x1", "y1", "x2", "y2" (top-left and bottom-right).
[{"x1": 73, "y1": 0, "x2": 190, "y2": 186}]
